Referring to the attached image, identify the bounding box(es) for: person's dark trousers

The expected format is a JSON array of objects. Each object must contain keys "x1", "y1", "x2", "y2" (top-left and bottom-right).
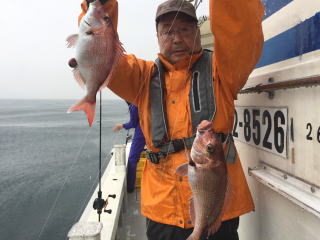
[
  {"x1": 127, "y1": 137, "x2": 146, "y2": 192},
  {"x1": 146, "y1": 217, "x2": 239, "y2": 240}
]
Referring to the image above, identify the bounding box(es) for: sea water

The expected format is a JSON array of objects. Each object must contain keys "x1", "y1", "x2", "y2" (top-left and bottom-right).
[{"x1": 0, "y1": 99, "x2": 128, "y2": 240}]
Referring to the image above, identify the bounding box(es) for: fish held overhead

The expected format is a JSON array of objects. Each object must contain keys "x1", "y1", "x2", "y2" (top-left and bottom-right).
[
  {"x1": 175, "y1": 120, "x2": 230, "y2": 240},
  {"x1": 66, "y1": 0, "x2": 124, "y2": 126}
]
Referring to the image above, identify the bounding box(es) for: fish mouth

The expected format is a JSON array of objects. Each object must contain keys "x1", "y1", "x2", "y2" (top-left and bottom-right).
[
  {"x1": 189, "y1": 158, "x2": 196, "y2": 167},
  {"x1": 84, "y1": 20, "x2": 92, "y2": 27}
]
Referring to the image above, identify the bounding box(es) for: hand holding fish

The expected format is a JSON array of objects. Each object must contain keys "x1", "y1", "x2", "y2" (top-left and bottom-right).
[
  {"x1": 66, "y1": 0, "x2": 124, "y2": 126},
  {"x1": 175, "y1": 120, "x2": 230, "y2": 240}
]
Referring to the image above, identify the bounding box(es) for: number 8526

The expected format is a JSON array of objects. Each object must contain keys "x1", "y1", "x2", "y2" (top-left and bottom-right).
[{"x1": 233, "y1": 108, "x2": 287, "y2": 155}]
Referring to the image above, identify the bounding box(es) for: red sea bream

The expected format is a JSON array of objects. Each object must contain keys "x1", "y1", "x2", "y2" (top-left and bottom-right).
[
  {"x1": 175, "y1": 120, "x2": 229, "y2": 240},
  {"x1": 66, "y1": 0, "x2": 124, "y2": 126}
]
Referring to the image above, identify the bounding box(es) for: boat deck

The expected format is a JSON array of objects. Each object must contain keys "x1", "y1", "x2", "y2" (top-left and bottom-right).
[{"x1": 116, "y1": 188, "x2": 147, "y2": 240}]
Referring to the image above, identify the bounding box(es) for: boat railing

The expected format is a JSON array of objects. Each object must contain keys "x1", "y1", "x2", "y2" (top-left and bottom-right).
[{"x1": 67, "y1": 143, "x2": 131, "y2": 240}]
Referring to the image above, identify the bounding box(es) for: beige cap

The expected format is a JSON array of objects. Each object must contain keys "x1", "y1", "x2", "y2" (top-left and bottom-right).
[{"x1": 156, "y1": 0, "x2": 197, "y2": 22}]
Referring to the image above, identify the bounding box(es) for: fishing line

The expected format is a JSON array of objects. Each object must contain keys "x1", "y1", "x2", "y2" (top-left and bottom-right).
[
  {"x1": 97, "y1": 90, "x2": 103, "y2": 221},
  {"x1": 103, "y1": 0, "x2": 204, "y2": 225},
  {"x1": 157, "y1": 1, "x2": 201, "y2": 159},
  {"x1": 126, "y1": 0, "x2": 188, "y2": 106},
  {"x1": 36, "y1": 0, "x2": 202, "y2": 234},
  {"x1": 74, "y1": 157, "x2": 109, "y2": 222},
  {"x1": 157, "y1": 25, "x2": 200, "y2": 225},
  {"x1": 161, "y1": 0, "x2": 186, "y2": 43},
  {"x1": 36, "y1": 126, "x2": 92, "y2": 240},
  {"x1": 94, "y1": 91, "x2": 124, "y2": 221},
  {"x1": 74, "y1": 96, "x2": 127, "y2": 223},
  {"x1": 193, "y1": 0, "x2": 203, "y2": 10},
  {"x1": 154, "y1": 1, "x2": 204, "y2": 224},
  {"x1": 164, "y1": 27, "x2": 200, "y2": 158},
  {"x1": 94, "y1": 91, "x2": 126, "y2": 220},
  {"x1": 122, "y1": 0, "x2": 199, "y2": 110}
]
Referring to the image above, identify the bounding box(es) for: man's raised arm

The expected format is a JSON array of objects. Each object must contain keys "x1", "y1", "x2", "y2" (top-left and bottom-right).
[{"x1": 210, "y1": 0, "x2": 264, "y2": 98}]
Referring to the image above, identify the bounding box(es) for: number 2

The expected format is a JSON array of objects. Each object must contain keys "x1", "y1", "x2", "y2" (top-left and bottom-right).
[
  {"x1": 306, "y1": 123, "x2": 312, "y2": 140},
  {"x1": 262, "y1": 111, "x2": 272, "y2": 150},
  {"x1": 233, "y1": 109, "x2": 239, "y2": 138}
]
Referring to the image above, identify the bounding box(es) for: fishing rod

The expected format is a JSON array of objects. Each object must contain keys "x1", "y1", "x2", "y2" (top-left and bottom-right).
[
  {"x1": 93, "y1": 91, "x2": 115, "y2": 221},
  {"x1": 90, "y1": 0, "x2": 203, "y2": 220},
  {"x1": 186, "y1": 0, "x2": 203, "y2": 10}
]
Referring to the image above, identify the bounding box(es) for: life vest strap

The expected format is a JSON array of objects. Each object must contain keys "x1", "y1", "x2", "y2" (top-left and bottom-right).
[
  {"x1": 146, "y1": 133, "x2": 236, "y2": 164},
  {"x1": 159, "y1": 136, "x2": 196, "y2": 154}
]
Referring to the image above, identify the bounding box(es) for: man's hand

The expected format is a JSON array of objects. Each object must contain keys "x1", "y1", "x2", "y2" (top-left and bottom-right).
[{"x1": 113, "y1": 123, "x2": 123, "y2": 132}]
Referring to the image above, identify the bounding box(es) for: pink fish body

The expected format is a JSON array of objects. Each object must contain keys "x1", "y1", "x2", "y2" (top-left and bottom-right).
[
  {"x1": 175, "y1": 120, "x2": 229, "y2": 240},
  {"x1": 66, "y1": 0, "x2": 124, "y2": 126}
]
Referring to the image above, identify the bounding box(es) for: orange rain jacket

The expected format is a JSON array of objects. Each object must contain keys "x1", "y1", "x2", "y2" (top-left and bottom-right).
[{"x1": 79, "y1": 0, "x2": 264, "y2": 229}]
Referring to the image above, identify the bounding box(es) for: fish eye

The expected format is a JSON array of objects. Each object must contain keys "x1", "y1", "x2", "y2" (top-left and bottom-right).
[
  {"x1": 206, "y1": 144, "x2": 215, "y2": 153},
  {"x1": 103, "y1": 16, "x2": 110, "y2": 22},
  {"x1": 197, "y1": 129, "x2": 205, "y2": 135}
]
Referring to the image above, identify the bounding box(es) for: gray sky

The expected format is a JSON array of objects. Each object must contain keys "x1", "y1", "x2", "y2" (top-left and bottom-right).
[{"x1": 0, "y1": 0, "x2": 208, "y2": 99}]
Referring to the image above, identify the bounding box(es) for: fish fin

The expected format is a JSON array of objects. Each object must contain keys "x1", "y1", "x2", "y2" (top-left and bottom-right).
[
  {"x1": 174, "y1": 163, "x2": 188, "y2": 176},
  {"x1": 66, "y1": 34, "x2": 79, "y2": 48},
  {"x1": 116, "y1": 40, "x2": 126, "y2": 54},
  {"x1": 72, "y1": 68, "x2": 85, "y2": 89},
  {"x1": 67, "y1": 97, "x2": 96, "y2": 126},
  {"x1": 189, "y1": 197, "x2": 195, "y2": 225}
]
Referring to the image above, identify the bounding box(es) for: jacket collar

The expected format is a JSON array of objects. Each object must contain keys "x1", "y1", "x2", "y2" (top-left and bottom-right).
[{"x1": 157, "y1": 51, "x2": 203, "y2": 71}]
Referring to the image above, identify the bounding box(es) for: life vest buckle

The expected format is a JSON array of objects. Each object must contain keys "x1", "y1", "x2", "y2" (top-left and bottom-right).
[
  {"x1": 146, "y1": 151, "x2": 161, "y2": 164},
  {"x1": 172, "y1": 139, "x2": 185, "y2": 152}
]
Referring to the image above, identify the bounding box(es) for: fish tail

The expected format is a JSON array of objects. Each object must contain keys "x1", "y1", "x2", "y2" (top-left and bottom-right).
[{"x1": 67, "y1": 97, "x2": 96, "y2": 126}]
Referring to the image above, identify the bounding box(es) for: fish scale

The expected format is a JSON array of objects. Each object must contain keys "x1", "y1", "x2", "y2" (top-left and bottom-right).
[
  {"x1": 175, "y1": 120, "x2": 228, "y2": 240},
  {"x1": 66, "y1": 0, "x2": 124, "y2": 127}
]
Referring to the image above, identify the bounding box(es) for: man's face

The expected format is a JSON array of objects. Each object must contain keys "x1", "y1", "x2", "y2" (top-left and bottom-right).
[{"x1": 157, "y1": 12, "x2": 202, "y2": 64}]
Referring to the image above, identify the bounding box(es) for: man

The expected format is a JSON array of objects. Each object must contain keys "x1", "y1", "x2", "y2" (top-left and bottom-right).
[
  {"x1": 78, "y1": 0, "x2": 264, "y2": 239},
  {"x1": 113, "y1": 102, "x2": 146, "y2": 193}
]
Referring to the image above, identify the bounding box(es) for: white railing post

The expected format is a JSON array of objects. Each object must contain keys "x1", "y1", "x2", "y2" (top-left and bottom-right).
[
  {"x1": 113, "y1": 144, "x2": 126, "y2": 172},
  {"x1": 68, "y1": 222, "x2": 103, "y2": 240}
]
